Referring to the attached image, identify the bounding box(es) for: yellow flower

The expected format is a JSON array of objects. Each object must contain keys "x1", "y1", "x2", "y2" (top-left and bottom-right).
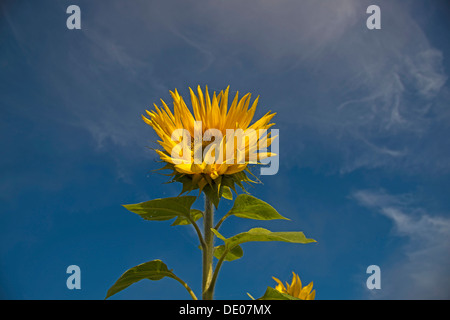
[
  {"x1": 142, "y1": 85, "x2": 276, "y2": 199},
  {"x1": 272, "y1": 272, "x2": 316, "y2": 300}
]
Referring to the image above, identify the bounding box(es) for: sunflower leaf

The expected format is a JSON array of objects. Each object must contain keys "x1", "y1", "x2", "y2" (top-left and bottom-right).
[
  {"x1": 245, "y1": 167, "x2": 262, "y2": 184},
  {"x1": 203, "y1": 183, "x2": 221, "y2": 209},
  {"x1": 105, "y1": 260, "x2": 178, "y2": 299},
  {"x1": 171, "y1": 209, "x2": 203, "y2": 226},
  {"x1": 122, "y1": 196, "x2": 197, "y2": 222},
  {"x1": 213, "y1": 227, "x2": 316, "y2": 265},
  {"x1": 221, "y1": 175, "x2": 238, "y2": 194},
  {"x1": 220, "y1": 186, "x2": 233, "y2": 200},
  {"x1": 211, "y1": 228, "x2": 227, "y2": 242},
  {"x1": 214, "y1": 244, "x2": 243, "y2": 261},
  {"x1": 227, "y1": 194, "x2": 289, "y2": 221},
  {"x1": 225, "y1": 227, "x2": 316, "y2": 250}
]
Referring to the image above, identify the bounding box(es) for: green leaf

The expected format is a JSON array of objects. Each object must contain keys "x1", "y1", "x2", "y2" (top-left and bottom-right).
[
  {"x1": 227, "y1": 194, "x2": 289, "y2": 221},
  {"x1": 214, "y1": 244, "x2": 244, "y2": 261},
  {"x1": 171, "y1": 209, "x2": 203, "y2": 226},
  {"x1": 245, "y1": 167, "x2": 262, "y2": 184},
  {"x1": 177, "y1": 175, "x2": 198, "y2": 195},
  {"x1": 212, "y1": 227, "x2": 316, "y2": 264},
  {"x1": 220, "y1": 186, "x2": 233, "y2": 200},
  {"x1": 225, "y1": 227, "x2": 316, "y2": 250},
  {"x1": 105, "y1": 260, "x2": 178, "y2": 299},
  {"x1": 202, "y1": 183, "x2": 221, "y2": 209},
  {"x1": 257, "y1": 287, "x2": 301, "y2": 300},
  {"x1": 221, "y1": 175, "x2": 238, "y2": 194},
  {"x1": 122, "y1": 196, "x2": 197, "y2": 222},
  {"x1": 230, "y1": 172, "x2": 249, "y2": 193},
  {"x1": 211, "y1": 228, "x2": 227, "y2": 242}
]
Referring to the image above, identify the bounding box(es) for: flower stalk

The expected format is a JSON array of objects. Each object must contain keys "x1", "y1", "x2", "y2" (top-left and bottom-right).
[
  {"x1": 202, "y1": 195, "x2": 215, "y2": 300},
  {"x1": 172, "y1": 274, "x2": 198, "y2": 300}
]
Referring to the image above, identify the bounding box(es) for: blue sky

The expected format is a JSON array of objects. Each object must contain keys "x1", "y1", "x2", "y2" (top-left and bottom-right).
[{"x1": 1, "y1": 0, "x2": 450, "y2": 300}]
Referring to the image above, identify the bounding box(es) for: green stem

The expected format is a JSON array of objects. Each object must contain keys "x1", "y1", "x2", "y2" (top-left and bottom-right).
[
  {"x1": 190, "y1": 218, "x2": 206, "y2": 250},
  {"x1": 204, "y1": 251, "x2": 226, "y2": 299},
  {"x1": 214, "y1": 213, "x2": 230, "y2": 231},
  {"x1": 202, "y1": 195, "x2": 215, "y2": 300},
  {"x1": 172, "y1": 274, "x2": 198, "y2": 300}
]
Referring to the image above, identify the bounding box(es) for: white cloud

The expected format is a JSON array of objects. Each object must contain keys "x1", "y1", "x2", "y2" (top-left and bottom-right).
[{"x1": 352, "y1": 189, "x2": 450, "y2": 299}]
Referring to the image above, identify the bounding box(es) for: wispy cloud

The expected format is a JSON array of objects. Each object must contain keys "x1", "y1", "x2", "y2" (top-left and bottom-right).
[
  {"x1": 3, "y1": 0, "x2": 448, "y2": 177},
  {"x1": 204, "y1": 0, "x2": 449, "y2": 174},
  {"x1": 352, "y1": 189, "x2": 450, "y2": 299}
]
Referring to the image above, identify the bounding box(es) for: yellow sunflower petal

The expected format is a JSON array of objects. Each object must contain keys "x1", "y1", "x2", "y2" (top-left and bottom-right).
[
  {"x1": 307, "y1": 290, "x2": 316, "y2": 300},
  {"x1": 272, "y1": 277, "x2": 287, "y2": 293},
  {"x1": 289, "y1": 272, "x2": 301, "y2": 298},
  {"x1": 299, "y1": 281, "x2": 314, "y2": 300}
]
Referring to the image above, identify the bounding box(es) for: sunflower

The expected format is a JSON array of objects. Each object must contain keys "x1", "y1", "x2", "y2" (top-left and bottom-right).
[
  {"x1": 272, "y1": 272, "x2": 316, "y2": 300},
  {"x1": 142, "y1": 85, "x2": 276, "y2": 205}
]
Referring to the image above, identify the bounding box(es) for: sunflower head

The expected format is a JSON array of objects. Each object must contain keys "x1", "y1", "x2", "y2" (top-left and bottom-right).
[
  {"x1": 142, "y1": 85, "x2": 277, "y2": 207},
  {"x1": 272, "y1": 272, "x2": 316, "y2": 300}
]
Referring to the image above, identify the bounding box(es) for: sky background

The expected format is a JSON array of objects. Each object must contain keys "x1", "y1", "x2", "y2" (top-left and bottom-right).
[{"x1": 1, "y1": 0, "x2": 450, "y2": 300}]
